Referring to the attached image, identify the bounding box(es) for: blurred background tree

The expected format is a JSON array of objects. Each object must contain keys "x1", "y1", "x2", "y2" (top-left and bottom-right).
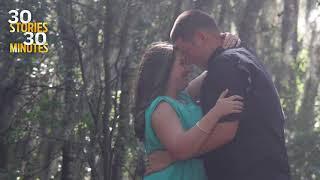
[{"x1": 0, "y1": 0, "x2": 319, "y2": 179}]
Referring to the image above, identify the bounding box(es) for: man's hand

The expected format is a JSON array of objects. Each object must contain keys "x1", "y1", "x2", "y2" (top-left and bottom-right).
[{"x1": 145, "y1": 150, "x2": 173, "y2": 175}]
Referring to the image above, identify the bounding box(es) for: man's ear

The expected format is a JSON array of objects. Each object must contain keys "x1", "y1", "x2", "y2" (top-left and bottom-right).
[{"x1": 193, "y1": 31, "x2": 206, "y2": 46}]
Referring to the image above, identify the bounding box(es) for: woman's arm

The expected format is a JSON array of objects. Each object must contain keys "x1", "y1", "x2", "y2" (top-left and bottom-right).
[
  {"x1": 145, "y1": 121, "x2": 238, "y2": 175},
  {"x1": 197, "y1": 121, "x2": 238, "y2": 154},
  {"x1": 152, "y1": 101, "x2": 218, "y2": 161},
  {"x1": 151, "y1": 90, "x2": 243, "y2": 161},
  {"x1": 186, "y1": 71, "x2": 207, "y2": 101}
]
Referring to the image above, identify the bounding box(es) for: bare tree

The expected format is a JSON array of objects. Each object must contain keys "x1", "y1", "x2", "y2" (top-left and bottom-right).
[
  {"x1": 56, "y1": 0, "x2": 80, "y2": 179},
  {"x1": 238, "y1": 0, "x2": 265, "y2": 48}
]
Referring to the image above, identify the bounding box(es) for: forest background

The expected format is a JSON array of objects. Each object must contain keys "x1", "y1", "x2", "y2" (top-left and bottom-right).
[{"x1": 0, "y1": 0, "x2": 320, "y2": 179}]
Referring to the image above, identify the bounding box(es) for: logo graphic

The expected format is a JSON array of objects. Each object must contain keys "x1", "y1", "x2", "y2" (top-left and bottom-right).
[{"x1": 8, "y1": 9, "x2": 48, "y2": 53}]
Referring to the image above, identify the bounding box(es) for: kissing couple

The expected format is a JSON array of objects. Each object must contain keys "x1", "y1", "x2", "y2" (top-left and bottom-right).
[{"x1": 134, "y1": 10, "x2": 291, "y2": 180}]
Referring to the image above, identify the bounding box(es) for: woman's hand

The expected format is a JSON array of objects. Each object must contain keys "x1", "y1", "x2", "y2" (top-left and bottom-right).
[
  {"x1": 220, "y1": 32, "x2": 241, "y2": 49},
  {"x1": 212, "y1": 89, "x2": 244, "y2": 118},
  {"x1": 145, "y1": 150, "x2": 173, "y2": 175}
]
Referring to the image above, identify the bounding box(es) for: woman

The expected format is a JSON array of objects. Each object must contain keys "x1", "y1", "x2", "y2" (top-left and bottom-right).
[{"x1": 134, "y1": 37, "x2": 243, "y2": 179}]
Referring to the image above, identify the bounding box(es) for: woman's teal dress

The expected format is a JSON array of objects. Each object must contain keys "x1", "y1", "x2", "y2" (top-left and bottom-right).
[{"x1": 144, "y1": 91, "x2": 207, "y2": 180}]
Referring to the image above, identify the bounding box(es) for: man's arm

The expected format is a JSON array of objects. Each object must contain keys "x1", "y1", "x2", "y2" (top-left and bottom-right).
[{"x1": 203, "y1": 53, "x2": 250, "y2": 125}]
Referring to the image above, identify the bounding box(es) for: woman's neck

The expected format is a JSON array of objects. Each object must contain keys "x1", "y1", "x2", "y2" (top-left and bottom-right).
[{"x1": 165, "y1": 86, "x2": 178, "y2": 99}]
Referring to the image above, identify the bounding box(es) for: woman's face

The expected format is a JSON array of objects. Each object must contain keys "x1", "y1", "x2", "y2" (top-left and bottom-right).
[{"x1": 168, "y1": 51, "x2": 191, "y2": 91}]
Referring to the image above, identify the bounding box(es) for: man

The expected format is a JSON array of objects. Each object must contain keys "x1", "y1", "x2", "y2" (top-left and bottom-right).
[{"x1": 148, "y1": 10, "x2": 291, "y2": 180}]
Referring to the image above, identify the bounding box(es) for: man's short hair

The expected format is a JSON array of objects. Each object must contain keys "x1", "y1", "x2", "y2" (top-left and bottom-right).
[{"x1": 170, "y1": 10, "x2": 220, "y2": 42}]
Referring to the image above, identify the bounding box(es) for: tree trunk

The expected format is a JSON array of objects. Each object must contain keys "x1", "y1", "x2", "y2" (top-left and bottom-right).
[
  {"x1": 102, "y1": 0, "x2": 114, "y2": 179},
  {"x1": 56, "y1": 0, "x2": 79, "y2": 179},
  {"x1": 194, "y1": 0, "x2": 215, "y2": 13},
  {"x1": 279, "y1": 0, "x2": 299, "y2": 124},
  {"x1": 218, "y1": 0, "x2": 231, "y2": 31},
  {"x1": 111, "y1": 1, "x2": 133, "y2": 179},
  {"x1": 238, "y1": 0, "x2": 265, "y2": 48},
  {"x1": 0, "y1": 137, "x2": 8, "y2": 179},
  {"x1": 0, "y1": 0, "x2": 23, "y2": 135},
  {"x1": 38, "y1": 92, "x2": 59, "y2": 180},
  {"x1": 296, "y1": 16, "x2": 320, "y2": 131}
]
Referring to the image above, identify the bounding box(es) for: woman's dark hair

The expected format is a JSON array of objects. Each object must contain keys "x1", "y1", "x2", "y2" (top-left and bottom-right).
[{"x1": 133, "y1": 42, "x2": 174, "y2": 141}]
